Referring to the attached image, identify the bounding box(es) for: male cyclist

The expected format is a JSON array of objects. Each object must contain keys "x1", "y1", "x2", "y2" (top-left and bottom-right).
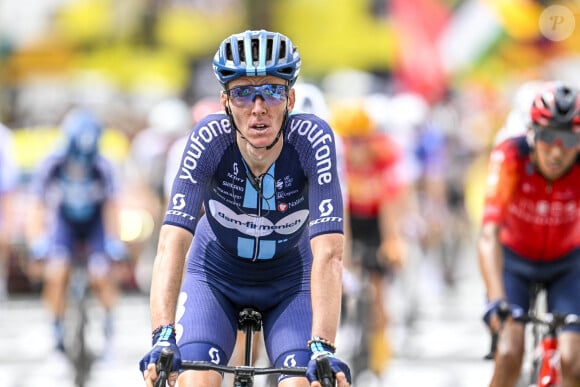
[
  {"x1": 139, "y1": 30, "x2": 351, "y2": 387},
  {"x1": 27, "y1": 109, "x2": 125, "y2": 360},
  {"x1": 331, "y1": 100, "x2": 408, "y2": 379},
  {"x1": 478, "y1": 82, "x2": 580, "y2": 387}
]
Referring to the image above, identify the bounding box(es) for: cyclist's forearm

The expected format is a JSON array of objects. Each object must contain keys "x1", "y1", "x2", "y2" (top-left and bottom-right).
[
  {"x1": 150, "y1": 225, "x2": 192, "y2": 327},
  {"x1": 310, "y1": 233, "x2": 344, "y2": 342},
  {"x1": 378, "y1": 183, "x2": 411, "y2": 241},
  {"x1": 477, "y1": 223, "x2": 505, "y2": 300}
]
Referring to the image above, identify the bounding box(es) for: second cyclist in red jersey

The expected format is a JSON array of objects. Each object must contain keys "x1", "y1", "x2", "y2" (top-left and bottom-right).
[
  {"x1": 331, "y1": 100, "x2": 408, "y2": 378},
  {"x1": 478, "y1": 81, "x2": 580, "y2": 387}
]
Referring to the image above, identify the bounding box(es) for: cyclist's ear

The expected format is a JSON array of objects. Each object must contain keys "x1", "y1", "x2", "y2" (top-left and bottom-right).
[{"x1": 287, "y1": 87, "x2": 296, "y2": 111}]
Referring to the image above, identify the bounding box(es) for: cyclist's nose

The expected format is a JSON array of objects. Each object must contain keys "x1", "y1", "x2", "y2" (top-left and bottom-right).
[
  {"x1": 547, "y1": 141, "x2": 566, "y2": 155},
  {"x1": 251, "y1": 95, "x2": 268, "y2": 112}
]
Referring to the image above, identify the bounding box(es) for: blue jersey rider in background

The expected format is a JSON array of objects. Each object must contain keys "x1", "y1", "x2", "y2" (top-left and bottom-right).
[
  {"x1": 0, "y1": 123, "x2": 20, "y2": 301},
  {"x1": 139, "y1": 30, "x2": 352, "y2": 387},
  {"x1": 27, "y1": 108, "x2": 126, "y2": 361}
]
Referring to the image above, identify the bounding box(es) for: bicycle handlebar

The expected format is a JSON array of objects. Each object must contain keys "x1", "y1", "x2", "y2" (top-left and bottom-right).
[
  {"x1": 495, "y1": 300, "x2": 580, "y2": 328},
  {"x1": 512, "y1": 312, "x2": 580, "y2": 328},
  {"x1": 155, "y1": 347, "x2": 336, "y2": 386},
  {"x1": 485, "y1": 301, "x2": 580, "y2": 360}
]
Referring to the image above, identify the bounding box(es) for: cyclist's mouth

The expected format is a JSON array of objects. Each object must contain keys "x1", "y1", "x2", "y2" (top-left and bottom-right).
[
  {"x1": 249, "y1": 124, "x2": 270, "y2": 134},
  {"x1": 546, "y1": 161, "x2": 562, "y2": 172}
]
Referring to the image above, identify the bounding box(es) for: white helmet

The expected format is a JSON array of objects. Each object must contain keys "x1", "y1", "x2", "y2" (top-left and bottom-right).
[
  {"x1": 147, "y1": 97, "x2": 192, "y2": 136},
  {"x1": 494, "y1": 80, "x2": 544, "y2": 144},
  {"x1": 292, "y1": 82, "x2": 330, "y2": 120}
]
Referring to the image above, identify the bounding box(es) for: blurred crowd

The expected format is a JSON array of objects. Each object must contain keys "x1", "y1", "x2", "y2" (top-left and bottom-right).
[{"x1": 2, "y1": 0, "x2": 580, "y2": 384}]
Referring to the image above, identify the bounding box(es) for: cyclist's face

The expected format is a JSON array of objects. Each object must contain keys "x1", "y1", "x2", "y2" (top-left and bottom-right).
[
  {"x1": 222, "y1": 76, "x2": 295, "y2": 149},
  {"x1": 534, "y1": 133, "x2": 579, "y2": 180},
  {"x1": 345, "y1": 137, "x2": 374, "y2": 167}
]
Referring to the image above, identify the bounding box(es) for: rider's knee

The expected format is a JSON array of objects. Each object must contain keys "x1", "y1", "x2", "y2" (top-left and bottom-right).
[
  {"x1": 494, "y1": 344, "x2": 523, "y2": 374},
  {"x1": 559, "y1": 333, "x2": 580, "y2": 382}
]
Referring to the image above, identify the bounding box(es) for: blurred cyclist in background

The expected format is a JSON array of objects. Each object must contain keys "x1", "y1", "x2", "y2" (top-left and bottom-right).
[
  {"x1": 478, "y1": 81, "x2": 580, "y2": 387},
  {"x1": 331, "y1": 99, "x2": 409, "y2": 380},
  {"x1": 0, "y1": 122, "x2": 20, "y2": 301},
  {"x1": 26, "y1": 108, "x2": 126, "y2": 360},
  {"x1": 126, "y1": 97, "x2": 193, "y2": 293},
  {"x1": 129, "y1": 97, "x2": 192, "y2": 202}
]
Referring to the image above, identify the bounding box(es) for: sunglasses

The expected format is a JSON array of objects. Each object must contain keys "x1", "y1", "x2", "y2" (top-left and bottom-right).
[
  {"x1": 226, "y1": 84, "x2": 288, "y2": 109},
  {"x1": 535, "y1": 127, "x2": 580, "y2": 149}
]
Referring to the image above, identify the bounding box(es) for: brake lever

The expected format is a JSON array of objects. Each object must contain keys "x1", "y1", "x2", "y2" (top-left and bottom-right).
[
  {"x1": 154, "y1": 347, "x2": 174, "y2": 387},
  {"x1": 316, "y1": 355, "x2": 336, "y2": 387}
]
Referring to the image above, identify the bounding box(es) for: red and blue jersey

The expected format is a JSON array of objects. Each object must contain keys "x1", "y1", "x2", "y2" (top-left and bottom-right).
[
  {"x1": 343, "y1": 133, "x2": 404, "y2": 218},
  {"x1": 482, "y1": 136, "x2": 580, "y2": 261}
]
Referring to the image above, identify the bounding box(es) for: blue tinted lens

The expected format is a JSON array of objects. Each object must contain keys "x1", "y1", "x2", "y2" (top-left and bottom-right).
[
  {"x1": 535, "y1": 128, "x2": 580, "y2": 149},
  {"x1": 228, "y1": 84, "x2": 288, "y2": 108}
]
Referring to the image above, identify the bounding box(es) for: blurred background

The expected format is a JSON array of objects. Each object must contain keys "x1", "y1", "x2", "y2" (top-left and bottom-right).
[{"x1": 0, "y1": 0, "x2": 579, "y2": 386}]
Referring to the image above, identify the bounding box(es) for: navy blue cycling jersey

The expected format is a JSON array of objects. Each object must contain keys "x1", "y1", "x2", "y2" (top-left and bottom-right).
[
  {"x1": 31, "y1": 153, "x2": 117, "y2": 230},
  {"x1": 164, "y1": 112, "x2": 344, "y2": 260}
]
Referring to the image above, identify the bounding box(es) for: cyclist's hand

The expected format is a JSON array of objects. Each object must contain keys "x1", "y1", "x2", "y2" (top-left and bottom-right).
[
  {"x1": 483, "y1": 299, "x2": 506, "y2": 331},
  {"x1": 139, "y1": 325, "x2": 181, "y2": 387},
  {"x1": 29, "y1": 237, "x2": 50, "y2": 260},
  {"x1": 306, "y1": 351, "x2": 351, "y2": 387},
  {"x1": 379, "y1": 236, "x2": 406, "y2": 270},
  {"x1": 483, "y1": 300, "x2": 524, "y2": 331},
  {"x1": 105, "y1": 237, "x2": 127, "y2": 262}
]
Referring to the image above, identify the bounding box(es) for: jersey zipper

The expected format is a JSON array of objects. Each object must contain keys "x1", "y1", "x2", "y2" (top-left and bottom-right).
[
  {"x1": 240, "y1": 158, "x2": 264, "y2": 261},
  {"x1": 252, "y1": 193, "x2": 262, "y2": 261}
]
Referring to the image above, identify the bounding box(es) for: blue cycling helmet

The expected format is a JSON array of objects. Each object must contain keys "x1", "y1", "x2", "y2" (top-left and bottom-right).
[
  {"x1": 62, "y1": 109, "x2": 103, "y2": 163},
  {"x1": 213, "y1": 30, "x2": 301, "y2": 88}
]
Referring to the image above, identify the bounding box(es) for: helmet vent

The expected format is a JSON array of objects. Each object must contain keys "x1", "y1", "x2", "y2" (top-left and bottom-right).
[
  {"x1": 277, "y1": 66, "x2": 293, "y2": 75},
  {"x1": 252, "y1": 38, "x2": 262, "y2": 62},
  {"x1": 278, "y1": 41, "x2": 287, "y2": 60},
  {"x1": 250, "y1": 38, "x2": 275, "y2": 63},
  {"x1": 219, "y1": 69, "x2": 235, "y2": 78},
  {"x1": 555, "y1": 87, "x2": 575, "y2": 115}
]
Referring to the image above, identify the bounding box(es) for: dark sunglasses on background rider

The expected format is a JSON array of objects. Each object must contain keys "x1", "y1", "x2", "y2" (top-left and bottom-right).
[
  {"x1": 226, "y1": 84, "x2": 288, "y2": 109},
  {"x1": 534, "y1": 126, "x2": 580, "y2": 149}
]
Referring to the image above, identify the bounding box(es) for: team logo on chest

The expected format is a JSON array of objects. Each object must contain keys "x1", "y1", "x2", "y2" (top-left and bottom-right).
[{"x1": 208, "y1": 200, "x2": 308, "y2": 236}]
